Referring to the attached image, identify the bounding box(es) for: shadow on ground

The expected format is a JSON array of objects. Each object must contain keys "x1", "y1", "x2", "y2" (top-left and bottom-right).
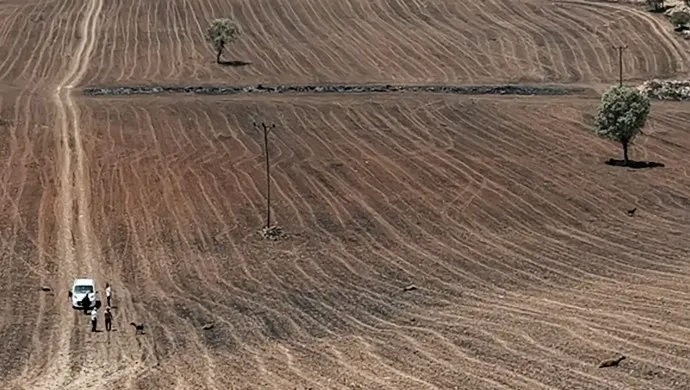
[
  {"x1": 219, "y1": 60, "x2": 251, "y2": 67},
  {"x1": 606, "y1": 159, "x2": 665, "y2": 169}
]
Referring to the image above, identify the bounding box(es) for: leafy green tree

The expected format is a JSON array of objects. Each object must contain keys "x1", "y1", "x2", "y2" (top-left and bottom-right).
[
  {"x1": 206, "y1": 19, "x2": 240, "y2": 64},
  {"x1": 595, "y1": 86, "x2": 651, "y2": 165}
]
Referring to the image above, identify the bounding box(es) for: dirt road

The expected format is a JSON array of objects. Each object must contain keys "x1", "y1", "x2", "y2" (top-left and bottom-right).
[
  {"x1": 11, "y1": 0, "x2": 152, "y2": 388},
  {"x1": 3, "y1": 0, "x2": 690, "y2": 389}
]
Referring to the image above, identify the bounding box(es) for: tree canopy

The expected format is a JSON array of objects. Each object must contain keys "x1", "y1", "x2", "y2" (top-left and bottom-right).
[
  {"x1": 206, "y1": 19, "x2": 240, "y2": 63},
  {"x1": 594, "y1": 85, "x2": 651, "y2": 164}
]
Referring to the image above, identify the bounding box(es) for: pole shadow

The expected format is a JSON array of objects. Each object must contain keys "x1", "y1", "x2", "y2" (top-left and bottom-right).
[{"x1": 218, "y1": 60, "x2": 251, "y2": 67}]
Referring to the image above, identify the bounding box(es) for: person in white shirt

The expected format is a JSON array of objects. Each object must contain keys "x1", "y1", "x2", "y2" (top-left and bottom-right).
[
  {"x1": 105, "y1": 283, "x2": 112, "y2": 307},
  {"x1": 91, "y1": 307, "x2": 98, "y2": 332}
]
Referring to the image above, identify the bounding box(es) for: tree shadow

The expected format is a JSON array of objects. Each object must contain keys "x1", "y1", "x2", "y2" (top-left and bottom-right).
[
  {"x1": 218, "y1": 60, "x2": 251, "y2": 67},
  {"x1": 605, "y1": 158, "x2": 665, "y2": 169}
]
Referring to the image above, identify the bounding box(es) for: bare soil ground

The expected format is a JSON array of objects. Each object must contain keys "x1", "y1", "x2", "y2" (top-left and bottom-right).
[
  {"x1": 1, "y1": 0, "x2": 690, "y2": 389},
  {"x1": 82, "y1": 0, "x2": 690, "y2": 86}
]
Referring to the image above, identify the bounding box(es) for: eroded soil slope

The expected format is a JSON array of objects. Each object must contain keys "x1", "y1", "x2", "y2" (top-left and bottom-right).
[
  {"x1": 15, "y1": 94, "x2": 684, "y2": 389},
  {"x1": 81, "y1": 0, "x2": 690, "y2": 86},
  {"x1": 0, "y1": 92, "x2": 59, "y2": 386}
]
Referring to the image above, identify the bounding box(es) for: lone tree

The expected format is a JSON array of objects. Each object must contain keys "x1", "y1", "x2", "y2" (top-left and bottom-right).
[
  {"x1": 595, "y1": 85, "x2": 650, "y2": 166},
  {"x1": 206, "y1": 19, "x2": 240, "y2": 64}
]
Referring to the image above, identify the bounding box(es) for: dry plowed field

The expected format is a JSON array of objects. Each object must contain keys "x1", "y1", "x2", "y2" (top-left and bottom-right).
[
  {"x1": 2, "y1": 0, "x2": 690, "y2": 389},
  {"x1": 81, "y1": 0, "x2": 690, "y2": 86}
]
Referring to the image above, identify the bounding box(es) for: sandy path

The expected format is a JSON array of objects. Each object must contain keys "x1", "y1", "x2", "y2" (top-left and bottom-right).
[{"x1": 21, "y1": 0, "x2": 105, "y2": 388}]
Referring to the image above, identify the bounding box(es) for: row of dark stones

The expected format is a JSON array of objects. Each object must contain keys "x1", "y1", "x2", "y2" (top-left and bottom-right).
[
  {"x1": 83, "y1": 83, "x2": 588, "y2": 96},
  {"x1": 637, "y1": 80, "x2": 690, "y2": 101}
]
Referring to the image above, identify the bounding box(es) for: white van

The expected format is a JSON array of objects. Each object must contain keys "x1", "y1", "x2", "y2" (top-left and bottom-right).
[{"x1": 70, "y1": 278, "x2": 97, "y2": 310}]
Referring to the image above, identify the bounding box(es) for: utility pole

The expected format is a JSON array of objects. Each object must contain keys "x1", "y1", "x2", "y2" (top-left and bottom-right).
[
  {"x1": 613, "y1": 44, "x2": 627, "y2": 87},
  {"x1": 253, "y1": 121, "x2": 276, "y2": 228}
]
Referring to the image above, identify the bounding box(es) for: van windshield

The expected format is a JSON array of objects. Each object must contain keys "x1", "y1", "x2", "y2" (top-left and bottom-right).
[{"x1": 74, "y1": 285, "x2": 94, "y2": 294}]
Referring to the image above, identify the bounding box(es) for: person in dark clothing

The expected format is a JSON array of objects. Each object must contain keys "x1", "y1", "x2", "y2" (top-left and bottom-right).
[
  {"x1": 104, "y1": 307, "x2": 113, "y2": 332},
  {"x1": 81, "y1": 294, "x2": 91, "y2": 314}
]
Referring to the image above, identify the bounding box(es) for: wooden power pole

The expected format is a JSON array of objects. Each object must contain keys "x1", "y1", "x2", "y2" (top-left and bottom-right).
[
  {"x1": 613, "y1": 44, "x2": 627, "y2": 87},
  {"x1": 253, "y1": 121, "x2": 276, "y2": 228}
]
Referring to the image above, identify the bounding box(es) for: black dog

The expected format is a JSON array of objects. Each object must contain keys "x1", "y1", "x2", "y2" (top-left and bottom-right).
[{"x1": 130, "y1": 322, "x2": 145, "y2": 335}]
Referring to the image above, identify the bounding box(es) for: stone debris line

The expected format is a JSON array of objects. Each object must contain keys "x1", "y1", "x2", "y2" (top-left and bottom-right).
[
  {"x1": 637, "y1": 79, "x2": 690, "y2": 101},
  {"x1": 82, "y1": 83, "x2": 589, "y2": 97}
]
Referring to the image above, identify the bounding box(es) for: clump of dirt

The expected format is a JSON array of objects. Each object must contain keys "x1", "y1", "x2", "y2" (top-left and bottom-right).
[{"x1": 259, "y1": 225, "x2": 288, "y2": 241}]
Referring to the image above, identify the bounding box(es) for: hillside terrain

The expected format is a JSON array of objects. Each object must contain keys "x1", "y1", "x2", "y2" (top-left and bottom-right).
[{"x1": 0, "y1": 0, "x2": 689, "y2": 389}]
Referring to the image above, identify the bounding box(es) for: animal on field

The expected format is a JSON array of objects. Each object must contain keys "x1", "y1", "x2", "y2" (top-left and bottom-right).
[
  {"x1": 598, "y1": 355, "x2": 626, "y2": 368},
  {"x1": 130, "y1": 322, "x2": 145, "y2": 335},
  {"x1": 626, "y1": 207, "x2": 637, "y2": 216}
]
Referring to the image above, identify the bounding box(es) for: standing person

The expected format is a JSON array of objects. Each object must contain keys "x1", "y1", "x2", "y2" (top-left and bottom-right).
[
  {"x1": 104, "y1": 307, "x2": 113, "y2": 332},
  {"x1": 105, "y1": 283, "x2": 112, "y2": 308},
  {"x1": 91, "y1": 306, "x2": 98, "y2": 332},
  {"x1": 81, "y1": 294, "x2": 91, "y2": 315}
]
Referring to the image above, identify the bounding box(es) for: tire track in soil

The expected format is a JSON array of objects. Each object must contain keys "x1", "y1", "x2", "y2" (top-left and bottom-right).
[
  {"x1": 78, "y1": 0, "x2": 690, "y2": 86},
  {"x1": 65, "y1": 94, "x2": 690, "y2": 389},
  {"x1": 23, "y1": 0, "x2": 116, "y2": 388}
]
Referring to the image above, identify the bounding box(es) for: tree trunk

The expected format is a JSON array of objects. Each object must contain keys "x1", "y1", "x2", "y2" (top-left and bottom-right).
[
  {"x1": 622, "y1": 139, "x2": 629, "y2": 166},
  {"x1": 216, "y1": 47, "x2": 223, "y2": 64}
]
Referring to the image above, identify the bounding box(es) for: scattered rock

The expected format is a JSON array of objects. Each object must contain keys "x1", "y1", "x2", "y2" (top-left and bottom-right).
[
  {"x1": 403, "y1": 285, "x2": 418, "y2": 292},
  {"x1": 83, "y1": 84, "x2": 587, "y2": 97},
  {"x1": 201, "y1": 323, "x2": 214, "y2": 330},
  {"x1": 40, "y1": 286, "x2": 52, "y2": 292},
  {"x1": 259, "y1": 225, "x2": 287, "y2": 241},
  {"x1": 664, "y1": 3, "x2": 690, "y2": 20},
  {"x1": 638, "y1": 79, "x2": 690, "y2": 101}
]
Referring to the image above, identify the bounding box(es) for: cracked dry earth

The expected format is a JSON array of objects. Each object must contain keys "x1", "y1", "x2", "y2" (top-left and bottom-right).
[{"x1": 1, "y1": 0, "x2": 690, "y2": 389}]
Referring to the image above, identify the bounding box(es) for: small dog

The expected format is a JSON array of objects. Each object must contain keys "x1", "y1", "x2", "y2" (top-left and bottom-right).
[
  {"x1": 598, "y1": 355, "x2": 626, "y2": 368},
  {"x1": 130, "y1": 322, "x2": 145, "y2": 335}
]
